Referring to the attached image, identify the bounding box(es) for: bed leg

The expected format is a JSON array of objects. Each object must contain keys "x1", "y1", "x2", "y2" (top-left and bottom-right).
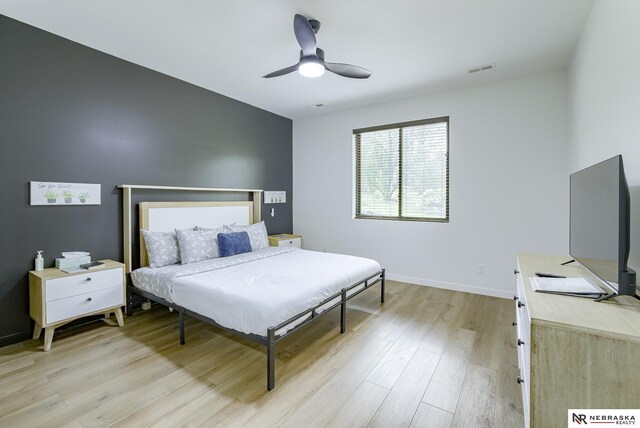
[
  {"x1": 340, "y1": 288, "x2": 347, "y2": 334},
  {"x1": 267, "y1": 328, "x2": 275, "y2": 391},
  {"x1": 179, "y1": 310, "x2": 185, "y2": 345},
  {"x1": 381, "y1": 269, "x2": 386, "y2": 303}
]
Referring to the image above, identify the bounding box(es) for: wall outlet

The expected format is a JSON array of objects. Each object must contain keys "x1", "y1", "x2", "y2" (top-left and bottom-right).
[{"x1": 477, "y1": 264, "x2": 485, "y2": 274}]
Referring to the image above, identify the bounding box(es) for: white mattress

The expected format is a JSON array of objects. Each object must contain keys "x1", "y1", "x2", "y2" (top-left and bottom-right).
[{"x1": 131, "y1": 247, "x2": 381, "y2": 336}]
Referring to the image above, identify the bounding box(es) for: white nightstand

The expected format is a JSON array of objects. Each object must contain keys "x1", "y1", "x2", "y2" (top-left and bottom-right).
[
  {"x1": 29, "y1": 259, "x2": 126, "y2": 351},
  {"x1": 268, "y1": 234, "x2": 302, "y2": 249}
]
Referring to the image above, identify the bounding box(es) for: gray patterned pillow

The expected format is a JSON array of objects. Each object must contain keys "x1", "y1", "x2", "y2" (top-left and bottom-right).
[
  {"x1": 141, "y1": 230, "x2": 180, "y2": 268},
  {"x1": 176, "y1": 227, "x2": 224, "y2": 264},
  {"x1": 224, "y1": 221, "x2": 269, "y2": 250}
]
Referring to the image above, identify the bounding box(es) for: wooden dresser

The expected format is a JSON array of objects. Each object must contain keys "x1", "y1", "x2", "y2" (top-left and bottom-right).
[{"x1": 514, "y1": 254, "x2": 640, "y2": 428}]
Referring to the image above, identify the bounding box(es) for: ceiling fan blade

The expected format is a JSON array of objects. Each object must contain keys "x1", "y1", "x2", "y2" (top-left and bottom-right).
[
  {"x1": 325, "y1": 62, "x2": 372, "y2": 79},
  {"x1": 262, "y1": 64, "x2": 299, "y2": 78},
  {"x1": 294, "y1": 14, "x2": 317, "y2": 56}
]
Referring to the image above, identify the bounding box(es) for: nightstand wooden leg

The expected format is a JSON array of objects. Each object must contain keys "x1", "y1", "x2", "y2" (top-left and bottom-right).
[
  {"x1": 43, "y1": 327, "x2": 55, "y2": 352},
  {"x1": 114, "y1": 307, "x2": 125, "y2": 327},
  {"x1": 33, "y1": 322, "x2": 42, "y2": 340},
  {"x1": 104, "y1": 312, "x2": 111, "y2": 319}
]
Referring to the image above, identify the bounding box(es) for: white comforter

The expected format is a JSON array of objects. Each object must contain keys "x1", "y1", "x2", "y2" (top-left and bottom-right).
[{"x1": 131, "y1": 247, "x2": 381, "y2": 336}]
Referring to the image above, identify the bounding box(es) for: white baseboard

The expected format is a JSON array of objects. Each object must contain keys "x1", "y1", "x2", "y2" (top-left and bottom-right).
[{"x1": 385, "y1": 273, "x2": 513, "y2": 300}]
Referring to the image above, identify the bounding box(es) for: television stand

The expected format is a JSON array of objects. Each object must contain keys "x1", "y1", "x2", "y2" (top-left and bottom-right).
[{"x1": 560, "y1": 259, "x2": 576, "y2": 266}]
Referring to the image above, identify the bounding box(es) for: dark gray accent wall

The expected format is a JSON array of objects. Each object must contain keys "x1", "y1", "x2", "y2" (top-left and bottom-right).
[{"x1": 0, "y1": 15, "x2": 293, "y2": 345}]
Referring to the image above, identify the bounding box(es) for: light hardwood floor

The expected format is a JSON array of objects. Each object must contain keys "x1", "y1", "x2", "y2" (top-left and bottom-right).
[{"x1": 0, "y1": 281, "x2": 523, "y2": 427}]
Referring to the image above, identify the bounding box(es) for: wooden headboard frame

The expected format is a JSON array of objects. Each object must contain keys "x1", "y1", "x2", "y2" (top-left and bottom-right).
[
  {"x1": 118, "y1": 184, "x2": 263, "y2": 273},
  {"x1": 138, "y1": 201, "x2": 254, "y2": 268}
]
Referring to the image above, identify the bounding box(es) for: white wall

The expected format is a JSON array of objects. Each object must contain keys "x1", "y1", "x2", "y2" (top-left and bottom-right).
[
  {"x1": 293, "y1": 71, "x2": 568, "y2": 298},
  {"x1": 568, "y1": 0, "x2": 640, "y2": 272}
]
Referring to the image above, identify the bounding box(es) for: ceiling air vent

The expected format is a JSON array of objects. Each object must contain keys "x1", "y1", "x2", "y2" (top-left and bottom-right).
[{"x1": 467, "y1": 63, "x2": 496, "y2": 74}]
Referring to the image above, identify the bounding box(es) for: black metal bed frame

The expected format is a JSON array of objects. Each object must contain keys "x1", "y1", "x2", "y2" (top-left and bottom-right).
[{"x1": 126, "y1": 268, "x2": 385, "y2": 390}]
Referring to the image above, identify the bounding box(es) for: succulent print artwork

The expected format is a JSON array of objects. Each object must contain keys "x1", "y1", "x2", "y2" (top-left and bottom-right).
[{"x1": 30, "y1": 182, "x2": 101, "y2": 206}]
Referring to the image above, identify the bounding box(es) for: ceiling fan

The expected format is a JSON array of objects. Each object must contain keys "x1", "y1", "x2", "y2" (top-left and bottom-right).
[{"x1": 263, "y1": 14, "x2": 372, "y2": 79}]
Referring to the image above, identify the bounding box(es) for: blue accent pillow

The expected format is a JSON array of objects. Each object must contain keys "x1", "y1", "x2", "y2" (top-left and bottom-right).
[{"x1": 218, "y1": 231, "x2": 252, "y2": 257}]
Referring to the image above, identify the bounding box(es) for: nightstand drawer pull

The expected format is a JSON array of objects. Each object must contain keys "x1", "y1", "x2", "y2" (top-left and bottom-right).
[
  {"x1": 517, "y1": 376, "x2": 524, "y2": 384},
  {"x1": 512, "y1": 321, "x2": 517, "y2": 326},
  {"x1": 86, "y1": 297, "x2": 92, "y2": 302},
  {"x1": 85, "y1": 277, "x2": 92, "y2": 282},
  {"x1": 518, "y1": 301, "x2": 525, "y2": 308},
  {"x1": 513, "y1": 295, "x2": 519, "y2": 301},
  {"x1": 518, "y1": 339, "x2": 525, "y2": 346}
]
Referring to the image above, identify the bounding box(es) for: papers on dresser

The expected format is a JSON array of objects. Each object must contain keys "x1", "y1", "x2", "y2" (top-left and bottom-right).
[
  {"x1": 61, "y1": 266, "x2": 86, "y2": 274},
  {"x1": 529, "y1": 276, "x2": 605, "y2": 298}
]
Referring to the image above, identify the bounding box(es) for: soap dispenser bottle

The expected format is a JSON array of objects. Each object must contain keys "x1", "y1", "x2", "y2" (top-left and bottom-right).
[{"x1": 35, "y1": 251, "x2": 44, "y2": 271}]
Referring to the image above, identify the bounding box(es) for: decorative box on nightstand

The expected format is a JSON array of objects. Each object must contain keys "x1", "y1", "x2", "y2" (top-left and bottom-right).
[
  {"x1": 268, "y1": 234, "x2": 302, "y2": 249},
  {"x1": 29, "y1": 259, "x2": 126, "y2": 351}
]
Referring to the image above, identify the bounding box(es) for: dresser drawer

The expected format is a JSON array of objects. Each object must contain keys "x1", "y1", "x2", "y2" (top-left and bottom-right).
[
  {"x1": 516, "y1": 274, "x2": 531, "y2": 380},
  {"x1": 46, "y1": 267, "x2": 123, "y2": 301},
  {"x1": 46, "y1": 286, "x2": 124, "y2": 324},
  {"x1": 515, "y1": 265, "x2": 531, "y2": 428}
]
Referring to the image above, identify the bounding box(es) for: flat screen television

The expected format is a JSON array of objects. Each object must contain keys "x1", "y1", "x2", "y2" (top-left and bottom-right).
[{"x1": 569, "y1": 155, "x2": 636, "y2": 296}]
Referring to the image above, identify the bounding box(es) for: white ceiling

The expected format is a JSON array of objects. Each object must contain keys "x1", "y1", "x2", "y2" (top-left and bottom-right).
[{"x1": 0, "y1": 0, "x2": 595, "y2": 119}]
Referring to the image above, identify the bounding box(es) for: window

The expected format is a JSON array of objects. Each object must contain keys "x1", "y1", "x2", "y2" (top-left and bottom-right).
[{"x1": 353, "y1": 117, "x2": 449, "y2": 222}]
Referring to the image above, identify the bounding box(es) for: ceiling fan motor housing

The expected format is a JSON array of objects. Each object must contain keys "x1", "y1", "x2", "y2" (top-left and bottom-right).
[{"x1": 300, "y1": 48, "x2": 325, "y2": 61}]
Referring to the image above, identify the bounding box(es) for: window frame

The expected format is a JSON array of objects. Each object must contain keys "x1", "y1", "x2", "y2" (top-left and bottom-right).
[{"x1": 353, "y1": 116, "x2": 450, "y2": 223}]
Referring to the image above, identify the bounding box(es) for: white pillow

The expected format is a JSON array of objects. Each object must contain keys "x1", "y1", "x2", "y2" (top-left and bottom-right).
[
  {"x1": 224, "y1": 221, "x2": 269, "y2": 250},
  {"x1": 141, "y1": 230, "x2": 180, "y2": 268},
  {"x1": 176, "y1": 227, "x2": 225, "y2": 264}
]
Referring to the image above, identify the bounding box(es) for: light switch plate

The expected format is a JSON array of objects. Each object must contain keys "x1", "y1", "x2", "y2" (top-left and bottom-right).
[{"x1": 264, "y1": 191, "x2": 286, "y2": 204}]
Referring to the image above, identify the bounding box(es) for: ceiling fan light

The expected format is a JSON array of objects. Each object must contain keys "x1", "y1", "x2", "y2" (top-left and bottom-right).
[{"x1": 299, "y1": 61, "x2": 325, "y2": 78}]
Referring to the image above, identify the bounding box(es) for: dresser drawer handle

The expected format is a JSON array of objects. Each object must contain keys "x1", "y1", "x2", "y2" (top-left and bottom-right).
[
  {"x1": 513, "y1": 295, "x2": 519, "y2": 301},
  {"x1": 85, "y1": 278, "x2": 92, "y2": 282},
  {"x1": 512, "y1": 321, "x2": 517, "y2": 326},
  {"x1": 518, "y1": 301, "x2": 525, "y2": 308},
  {"x1": 517, "y1": 339, "x2": 525, "y2": 346},
  {"x1": 86, "y1": 297, "x2": 92, "y2": 302},
  {"x1": 514, "y1": 269, "x2": 519, "y2": 275},
  {"x1": 517, "y1": 376, "x2": 524, "y2": 384}
]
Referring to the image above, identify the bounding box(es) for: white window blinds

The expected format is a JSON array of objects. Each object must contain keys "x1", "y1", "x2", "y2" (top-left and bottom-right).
[{"x1": 354, "y1": 117, "x2": 449, "y2": 222}]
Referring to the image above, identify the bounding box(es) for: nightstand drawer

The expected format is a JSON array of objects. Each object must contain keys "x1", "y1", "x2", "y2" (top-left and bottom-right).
[
  {"x1": 277, "y1": 237, "x2": 301, "y2": 248},
  {"x1": 46, "y1": 267, "x2": 123, "y2": 301},
  {"x1": 46, "y1": 286, "x2": 124, "y2": 324},
  {"x1": 269, "y1": 234, "x2": 302, "y2": 248}
]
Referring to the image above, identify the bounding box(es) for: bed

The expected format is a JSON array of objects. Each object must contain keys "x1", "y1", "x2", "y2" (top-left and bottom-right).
[{"x1": 119, "y1": 186, "x2": 385, "y2": 390}]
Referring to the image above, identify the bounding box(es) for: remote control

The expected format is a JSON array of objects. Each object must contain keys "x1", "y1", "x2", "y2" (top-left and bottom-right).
[{"x1": 535, "y1": 272, "x2": 566, "y2": 278}]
